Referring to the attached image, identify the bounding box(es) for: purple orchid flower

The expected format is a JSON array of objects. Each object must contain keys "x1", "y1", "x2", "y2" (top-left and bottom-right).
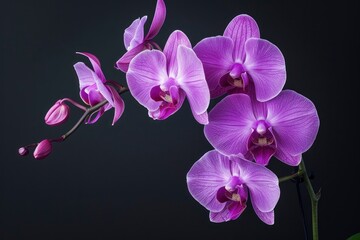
[
  {"x1": 126, "y1": 30, "x2": 210, "y2": 124},
  {"x1": 187, "y1": 150, "x2": 280, "y2": 224},
  {"x1": 194, "y1": 14, "x2": 286, "y2": 102},
  {"x1": 204, "y1": 90, "x2": 320, "y2": 166},
  {"x1": 116, "y1": 0, "x2": 166, "y2": 72},
  {"x1": 74, "y1": 52, "x2": 125, "y2": 125}
]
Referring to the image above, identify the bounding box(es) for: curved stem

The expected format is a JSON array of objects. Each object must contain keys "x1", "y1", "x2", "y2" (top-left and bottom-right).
[
  {"x1": 299, "y1": 159, "x2": 320, "y2": 240},
  {"x1": 61, "y1": 87, "x2": 128, "y2": 141},
  {"x1": 279, "y1": 170, "x2": 303, "y2": 183}
]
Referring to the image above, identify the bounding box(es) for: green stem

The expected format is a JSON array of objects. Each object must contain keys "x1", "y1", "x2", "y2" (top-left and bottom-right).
[
  {"x1": 279, "y1": 170, "x2": 303, "y2": 183},
  {"x1": 299, "y1": 159, "x2": 321, "y2": 240}
]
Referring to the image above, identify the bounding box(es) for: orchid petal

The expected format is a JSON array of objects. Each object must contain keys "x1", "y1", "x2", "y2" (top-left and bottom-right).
[
  {"x1": 126, "y1": 50, "x2": 168, "y2": 111},
  {"x1": 187, "y1": 150, "x2": 236, "y2": 212},
  {"x1": 115, "y1": 43, "x2": 147, "y2": 73},
  {"x1": 267, "y1": 90, "x2": 320, "y2": 156},
  {"x1": 204, "y1": 94, "x2": 255, "y2": 156},
  {"x1": 209, "y1": 202, "x2": 246, "y2": 223},
  {"x1": 224, "y1": 14, "x2": 260, "y2": 62},
  {"x1": 244, "y1": 38, "x2": 286, "y2": 102},
  {"x1": 274, "y1": 150, "x2": 302, "y2": 166},
  {"x1": 163, "y1": 30, "x2": 191, "y2": 77},
  {"x1": 194, "y1": 36, "x2": 234, "y2": 92},
  {"x1": 86, "y1": 107, "x2": 105, "y2": 124},
  {"x1": 88, "y1": 89, "x2": 104, "y2": 106},
  {"x1": 250, "y1": 146, "x2": 276, "y2": 166},
  {"x1": 176, "y1": 45, "x2": 210, "y2": 123},
  {"x1": 238, "y1": 159, "x2": 280, "y2": 212},
  {"x1": 149, "y1": 90, "x2": 186, "y2": 120},
  {"x1": 124, "y1": 16, "x2": 147, "y2": 51},
  {"x1": 73, "y1": 62, "x2": 96, "y2": 90},
  {"x1": 253, "y1": 207, "x2": 275, "y2": 225},
  {"x1": 76, "y1": 52, "x2": 106, "y2": 82},
  {"x1": 145, "y1": 0, "x2": 166, "y2": 40},
  {"x1": 108, "y1": 87, "x2": 125, "y2": 125},
  {"x1": 91, "y1": 71, "x2": 114, "y2": 106}
]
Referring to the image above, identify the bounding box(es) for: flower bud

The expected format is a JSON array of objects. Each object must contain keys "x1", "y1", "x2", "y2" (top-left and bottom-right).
[
  {"x1": 33, "y1": 139, "x2": 52, "y2": 160},
  {"x1": 18, "y1": 147, "x2": 29, "y2": 156},
  {"x1": 45, "y1": 100, "x2": 70, "y2": 126}
]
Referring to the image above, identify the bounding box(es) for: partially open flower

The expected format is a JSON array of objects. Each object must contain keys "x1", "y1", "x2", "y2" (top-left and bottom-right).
[
  {"x1": 33, "y1": 139, "x2": 52, "y2": 160},
  {"x1": 45, "y1": 100, "x2": 70, "y2": 126}
]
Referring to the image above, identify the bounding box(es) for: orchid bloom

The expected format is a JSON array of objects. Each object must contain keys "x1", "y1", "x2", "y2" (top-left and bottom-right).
[
  {"x1": 74, "y1": 52, "x2": 125, "y2": 125},
  {"x1": 126, "y1": 30, "x2": 210, "y2": 124},
  {"x1": 187, "y1": 150, "x2": 280, "y2": 224},
  {"x1": 194, "y1": 14, "x2": 286, "y2": 102},
  {"x1": 204, "y1": 90, "x2": 320, "y2": 166},
  {"x1": 116, "y1": 0, "x2": 166, "y2": 72}
]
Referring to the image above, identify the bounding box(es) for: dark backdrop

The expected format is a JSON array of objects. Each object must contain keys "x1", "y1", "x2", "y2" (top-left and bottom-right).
[{"x1": 1, "y1": 0, "x2": 359, "y2": 239}]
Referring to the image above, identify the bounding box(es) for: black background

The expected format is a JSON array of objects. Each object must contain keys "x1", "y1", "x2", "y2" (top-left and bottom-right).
[{"x1": 1, "y1": 0, "x2": 359, "y2": 239}]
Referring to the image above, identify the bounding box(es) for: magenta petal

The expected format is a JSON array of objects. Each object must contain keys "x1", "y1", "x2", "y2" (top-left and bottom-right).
[
  {"x1": 209, "y1": 202, "x2": 246, "y2": 223},
  {"x1": 163, "y1": 30, "x2": 191, "y2": 77},
  {"x1": 86, "y1": 107, "x2": 105, "y2": 124},
  {"x1": 145, "y1": 0, "x2": 166, "y2": 40},
  {"x1": 187, "y1": 150, "x2": 236, "y2": 212},
  {"x1": 116, "y1": 43, "x2": 147, "y2": 73},
  {"x1": 250, "y1": 146, "x2": 276, "y2": 166},
  {"x1": 224, "y1": 14, "x2": 260, "y2": 62},
  {"x1": 76, "y1": 52, "x2": 106, "y2": 82},
  {"x1": 204, "y1": 94, "x2": 255, "y2": 156},
  {"x1": 126, "y1": 50, "x2": 168, "y2": 111},
  {"x1": 238, "y1": 159, "x2": 280, "y2": 212},
  {"x1": 253, "y1": 206, "x2": 275, "y2": 225},
  {"x1": 88, "y1": 89, "x2": 104, "y2": 106},
  {"x1": 267, "y1": 90, "x2": 320, "y2": 156},
  {"x1": 275, "y1": 149, "x2": 302, "y2": 166},
  {"x1": 176, "y1": 45, "x2": 210, "y2": 123},
  {"x1": 194, "y1": 36, "x2": 234, "y2": 91},
  {"x1": 124, "y1": 16, "x2": 147, "y2": 51},
  {"x1": 73, "y1": 62, "x2": 96, "y2": 90},
  {"x1": 149, "y1": 91, "x2": 186, "y2": 120},
  {"x1": 244, "y1": 38, "x2": 286, "y2": 102},
  {"x1": 91, "y1": 71, "x2": 114, "y2": 107},
  {"x1": 108, "y1": 87, "x2": 125, "y2": 125}
]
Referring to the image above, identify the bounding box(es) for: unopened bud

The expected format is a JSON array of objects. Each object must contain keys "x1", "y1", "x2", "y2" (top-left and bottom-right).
[
  {"x1": 45, "y1": 100, "x2": 70, "y2": 126},
  {"x1": 18, "y1": 147, "x2": 29, "y2": 156},
  {"x1": 33, "y1": 139, "x2": 52, "y2": 160}
]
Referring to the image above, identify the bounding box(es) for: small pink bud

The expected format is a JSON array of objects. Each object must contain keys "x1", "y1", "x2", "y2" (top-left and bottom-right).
[
  {"x1": 18, "y1": 147, "x2": 29, "y2": 156},
  {"x1": 45, "y1": 100, "x2": 70, "y2": 126},
  {"x1": 33, "y1": 139, "x2": 52, "y2": 160}
]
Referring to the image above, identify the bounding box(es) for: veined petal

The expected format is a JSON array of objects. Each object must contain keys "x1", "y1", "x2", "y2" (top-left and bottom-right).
[
  {"x1": 253, "y1": 207, "x2": 275, "y2": 225},
  {"x1": 115, "y1": 43, "x2": 147, "y2": 73},
  {"x1": 194, "y1": 36, "x2": 234, "y2": 91},
  {"x1": 108, "y1": 87, "x2": 125, "y2": 125},
  {"x1": 238, "y1": 159, "x2": 280, "y2": 212},
  {"x1": 76, "y1": 52, "x2": 106, "y2": 82},
  {"x1": 187, "y1": 150, "x2": 236, "y2": 212},
  {"x1": 209, "y1": 202, "x2": 246, "y2": 223},
  {"x1": 244, "y1": 38, "x2": 286, "y2": 102},
  {"x1": 73, "y1": 62, "x2": 96, "y2": 90},
  {"x1": 274, "y1": 150, "x2": 302, "y2": 166},
  {"x1": 176, "y1": 45, "x2": 210, "y2": 122},
  {"x1": 126, "y1": 50, "x2": 168, "y2": 111},
  {"x1": 224, "y1": 14, "x2": 260, "y2": 62},
  {"x1": 267, "y1": 90, "x2": 320, "y2": 156},
  {"x1": 145, "y1": 0, "x2": 166, "y2": 40},
  {"x1": 124, "y1": 16, "x2": 147, "y2": 51},
  {"x1": 204, "y1": 94, "x2": 255, "y2": 156},
  {"x1": 88, "y1": 88, "x2": 104, "y2": 106},
  {"x1": 163, "y1": 30, "x2": 191, "y2": 77}
]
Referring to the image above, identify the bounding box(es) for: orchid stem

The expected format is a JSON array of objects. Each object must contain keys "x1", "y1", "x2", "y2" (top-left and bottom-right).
[
  {"x1": 299, "y1": 159, "x2": 320, "y2": 240},
  {"x1": 279, "y1": 170, "x2": 303, "y2": 183},
  {"x1": 61, "y1": 87, "x2": 128, "y2": 141}
]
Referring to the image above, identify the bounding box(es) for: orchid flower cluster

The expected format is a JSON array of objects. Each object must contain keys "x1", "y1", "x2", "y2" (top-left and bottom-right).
[{"x1": 19, "y1": 0, "x2": 320, "y2": 236}]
